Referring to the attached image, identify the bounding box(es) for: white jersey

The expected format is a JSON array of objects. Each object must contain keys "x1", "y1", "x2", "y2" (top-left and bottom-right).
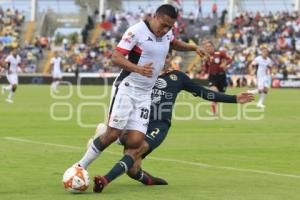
[
  {"x1": 5, "y1": 54, "x2": 21, "y2": 74},
  {"x1": 51, "y1": 57, "x2": 62, "y2": 73},
  {"x1": 252, "y1": 56, "x2": 273, "y2": 77},
  {"x1": 115, "y1": 20, "x2": 174, "y2": 91}
]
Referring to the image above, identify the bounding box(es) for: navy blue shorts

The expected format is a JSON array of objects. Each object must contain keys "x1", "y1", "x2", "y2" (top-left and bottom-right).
[
  {"x1": 142, "y1": 121, "x2": 170, "y2": 158},
  {"x1": 208, "y1": 73, "x2": 227, "y2": 93}
]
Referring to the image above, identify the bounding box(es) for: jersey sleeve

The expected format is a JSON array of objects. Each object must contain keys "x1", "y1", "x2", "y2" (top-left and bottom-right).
[
  {"x1": 115, "y1": 26, "x2": 139, "y2": 55},
  {"x1": 180, "y1": 71, "x2": 237, "y2": 103},
  {"x1": 252, "y1": 57, "x2": 259, "y2": 65}
]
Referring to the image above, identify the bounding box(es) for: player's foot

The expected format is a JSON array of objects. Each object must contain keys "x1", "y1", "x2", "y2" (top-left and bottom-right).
[
  {"x1": 93, "y1": 176, "x2": 108, "y2": 193},
  {"x1": 142, "y1": 170, "x2": 168, "y2": 185},
  {"x1": 256, "y1": 103, "x2": 265, "y2": 108},
  {"x1": 1, "y1": 86, "x2": 5, "y2": 95},
  {"x1": 206, "y1": 110, "x2": 219, "y2": 118},
  {"x1": 6, "y1": 98, "x2": 13, "y2": 103}
]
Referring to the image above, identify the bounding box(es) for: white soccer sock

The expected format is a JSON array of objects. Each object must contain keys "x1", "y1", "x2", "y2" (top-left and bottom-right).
[
  {"x1": 51, "y1": 82, "x2": 56, "y2": 91},
  {"x1": 5, "y1": 85, "x2": 12, "y2": 91},
  {"x1": 8, "y1": 91, "x2": 14, "y2": 100},
  {"x1": 78, "y1": 142, "x2": 101, "y2": 169},
  {"x1": 54, "y1": 81, "x2": 59, "y2": 91},
  {"x1": 258, "y1": 93, "x2": 266, "y2": 105}
]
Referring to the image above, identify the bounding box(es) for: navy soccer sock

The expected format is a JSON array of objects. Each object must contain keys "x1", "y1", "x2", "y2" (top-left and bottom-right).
[{"x1": 104, "y1": 155, "x2": 134, "y2": 183}]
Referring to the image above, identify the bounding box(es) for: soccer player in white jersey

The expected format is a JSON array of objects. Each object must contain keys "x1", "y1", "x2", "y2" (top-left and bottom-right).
[
  {"x1": 69, "y1": 4, "x2": 207, "y2": 193},
  {"x1": 50, "y1": 51, "x2": 63, "y2": 93},
  {"x1": 248, "y1": 47, "x2": 273, "y2": 108},
  {"x1": 1, "y1": 48, "x2": 22, "y2": 103}
]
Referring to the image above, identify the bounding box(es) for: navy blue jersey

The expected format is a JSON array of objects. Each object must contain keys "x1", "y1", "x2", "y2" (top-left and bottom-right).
[{"x1": 150, "y1": 70, "x2": 237, "y2": 125}]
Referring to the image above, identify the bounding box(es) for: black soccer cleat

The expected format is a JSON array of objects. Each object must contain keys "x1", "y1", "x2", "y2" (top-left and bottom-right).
[
  {"x1": 93, "y1": 176, "x2": 108, "y2": 193},
  {"x1": 143, "y1": 170, "x2": 168, "y2": 185}
]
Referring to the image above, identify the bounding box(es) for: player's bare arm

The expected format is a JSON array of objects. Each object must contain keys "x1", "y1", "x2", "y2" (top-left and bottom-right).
[{"x1": 171, "y1": 39, "x2": 207, "y2": 57}]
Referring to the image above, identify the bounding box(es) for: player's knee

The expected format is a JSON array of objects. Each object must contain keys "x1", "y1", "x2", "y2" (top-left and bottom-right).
[
  {"x1": 12, "y1": 85, "x2": 17, "y2": 92},
  {"x1": 100, "y1": 127, "x2": 121, "y2": 146},
  {"x1": 125, "y1": 132, "x2": 145, "y2": 149}
]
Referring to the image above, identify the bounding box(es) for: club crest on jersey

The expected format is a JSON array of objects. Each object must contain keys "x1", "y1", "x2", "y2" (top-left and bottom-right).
[
  {"x1": 169, "y1": 74, "x2": 178, "y2": 81},
  {"x1": 214, "y1": 58, "x2": 220, "y2": 64},
  {"x1": 155, "y1": 78, "x2": 167, "y2": 89},
  {"x1": 123, "y1": 32, "x2": 135, "y2": 43}
]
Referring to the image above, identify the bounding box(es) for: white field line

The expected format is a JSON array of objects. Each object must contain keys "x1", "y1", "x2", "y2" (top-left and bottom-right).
[{"x1": 4, "y1": 137, "x2": 300, "y2": 179}]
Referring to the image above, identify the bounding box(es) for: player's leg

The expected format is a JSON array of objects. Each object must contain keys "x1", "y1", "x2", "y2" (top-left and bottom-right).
[
  {"x1": 6, "y1": 75, "x2": 18, "y2": 103},
  {"x1": 126, "y1": 141, "x2": 168, "y2": 185},
  {"x1": 209, "y1": 85, "x2": 219, "y2": 115},
  {"x1": 86, "y1": 123, "x2": 108, "y2": 148},
  {"x1": 76, "y1": 88, "x2": 133, "y2": 169},
  {"x1": 93, "y1": 97, "x2": 151, "y2": 192},
  {"x1": 213, "y1": 73, "x2": 228, "y2": 115},
  {"x1": 51, "y1": 77, "x2": 56, "y2": 92},
  {"x1": 51, "y1": 77, "x2": 60, "y2": 93},
  {"x1": 78, "y1": 126, "x2": 123, "y2": 169},
  {"x1": 257, "y1": 76, "x2": 267, "y2": 108},
  {"x1": 126, "y1": 122, "x2": 170, "y2": 185},
  {"x1": 7, "y1": 84, "x2": 17, "y2": 102},
  {"x1": 2, "y1": 74, "x2": 13, "y2": 94},
  {"x1": 93, "y1": 130, "x2": 145, "y2": 192}
]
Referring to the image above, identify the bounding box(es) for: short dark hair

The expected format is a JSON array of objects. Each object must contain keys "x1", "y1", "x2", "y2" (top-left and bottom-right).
[{"x1": 155, "y1": 4, "x2": 178, "y2": 19}]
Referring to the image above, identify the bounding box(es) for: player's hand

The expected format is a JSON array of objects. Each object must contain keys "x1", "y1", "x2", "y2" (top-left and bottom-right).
[
  {"x1": 139, "y1": 62, "x2": 153, "y2": 77},
  {"x1": 195, "y1": 47, "x2": 209, "y2": 58},
  {"x1": 236, "y1": 92, "x2": 255, "y2": 104},
  {"x1": 220, "y1": 61, "x2": 229, "y2": 70}
]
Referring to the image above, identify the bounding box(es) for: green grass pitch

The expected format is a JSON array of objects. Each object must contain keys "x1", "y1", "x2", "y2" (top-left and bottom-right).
[{"x1": 0, "y1": 85, "x2": 300, "y2": 200}]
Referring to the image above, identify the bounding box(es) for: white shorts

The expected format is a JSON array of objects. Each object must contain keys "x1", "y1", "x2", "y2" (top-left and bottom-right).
[
  {"x1": 6, "y1": 74, "x2": 18, "y2": 85},
  {"x1": 52, "y1": 71, "x2": 62, "y2": 79},
  {"x1": 257, "y1": 76, "x2": 271, "y2": 90},
  {"x1": 108, "y1": 81, "x2": 151, "y2": 134}
]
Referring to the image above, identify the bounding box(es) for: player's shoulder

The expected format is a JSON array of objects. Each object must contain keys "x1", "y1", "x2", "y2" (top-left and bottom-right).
[
  {"x1": 219, "y1": 50, "x2": 227, "y2": 55},
  {"x1": 126, "y1": 21, "x2": 146, "y2": 34},
  {"x1": 5, "y1": 54, "x2": 13, "y2": 61},
  {"x1": 169, "y1": 70, "x2": 189, "y2": 80}
]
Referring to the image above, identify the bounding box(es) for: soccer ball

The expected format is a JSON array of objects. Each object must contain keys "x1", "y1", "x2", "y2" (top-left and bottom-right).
[{"x1": 62, "y1": 166, "x2": 90, "y2": 193}]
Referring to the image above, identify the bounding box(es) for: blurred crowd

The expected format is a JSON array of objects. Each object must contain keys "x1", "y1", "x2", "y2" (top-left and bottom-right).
[
  {"x1": 2, "y1": 6, "x2": 300, "y2": 81},
  {"x1": 211, "y1": 11, "x2": 300, "y2": 78},
  {"x1": 0, "y1": 7, "x2": 46, "y2": 73}
]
